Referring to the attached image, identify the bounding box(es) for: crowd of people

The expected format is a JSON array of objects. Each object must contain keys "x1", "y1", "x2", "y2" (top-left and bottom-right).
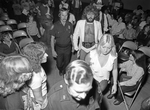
[{"x1": 0, "y1": 0, "x2": 150, "y2": 110}]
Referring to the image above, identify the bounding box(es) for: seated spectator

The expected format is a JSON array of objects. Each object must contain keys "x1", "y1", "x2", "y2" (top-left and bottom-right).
[
  {"x1": 113, "y1": 50, "x2": 146, "y2": 105},
  {"x1": 0, "y1": 33, "x2": 19, "y2": 55},
  {"x1": 139, "y1": 13, "x2": 147, "y2": 30},
  {"x1": 124, "y1": 13, "x2": 133, "y2": 24},
  {"x1": 122, "y1": 22, "x2": 136, "y2": 40},
  {"x1": 110, "y1": 15, "x2": 126, "y2": 44},
  {"x1": 133, "y1": 5, "x2": 144, "y2": 16},
  {"x1": 45, "y1": 60, "x2": 100, "y2": 110},
  {"x1": 136, "y1": 24, "x2": 150, "y2": 46},
  {"x1": 0, "y1": 55, "x2": 33, "y2": 110},
  {"x1": 132, "y1": 16, "x2": 141, "y2": 30}
]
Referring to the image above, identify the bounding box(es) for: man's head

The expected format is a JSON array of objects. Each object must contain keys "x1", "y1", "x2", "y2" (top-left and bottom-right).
[
  {"x1": 82, "y1": 5, "x2": 99, "y2": 22},
  {"x1": 59, "y1": 8, "x2": 69, "y2": 23},
  {"x1": 64, "y1": 60, "x2": 93, "y2": 101},
  {"x1": 42, "y1": 0, "x2": 48, "y2": 5}
]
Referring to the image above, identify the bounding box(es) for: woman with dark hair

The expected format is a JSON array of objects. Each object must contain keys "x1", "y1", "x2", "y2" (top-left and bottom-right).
[
  {"x1": 136, "y1": 24, "x2": 150, "y2": 46},
  {"x1": 113, "y1": 50, "x2": 146, "y2": 105},
  {"x1": 0, "y1": 55, "x2": 33, "y2": 110}
]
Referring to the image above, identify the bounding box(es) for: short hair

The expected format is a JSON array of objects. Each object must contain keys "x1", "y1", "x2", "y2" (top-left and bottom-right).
[
  {"x1": 97, "y1": 34, "x2": 116, "y2": 56},
  {"x1": 64, "y1": 60, "x2": 93, "y2": 87},
  {"x1": 21, "y1": 42, "x2": 47, "y2": 73},
  {"x1": 59, "y1": 7, "x2": 69, "y2": 16},
  {"x1": 0, "y1": 55, "x2": 32, "y2": 96}
]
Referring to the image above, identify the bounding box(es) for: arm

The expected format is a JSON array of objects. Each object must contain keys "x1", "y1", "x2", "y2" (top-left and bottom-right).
[
  {"x1": 72, "y1": 21, "x2": 80, "y2": 51},
  {"x1": 104, "y1": 14, "x2": 109, "y2": 33},
  {"x1": 111, "y1": 58, "x2": 118, "y2": 94},
  {"x1": 85, "y1": 53, "x2": 91, "y2": 65},
  {"x1": 26, "y1": 24, "x2": 32, "y2": 38},
  {"x1": 97, "y1": 21, "x2": 103, "y2": 42},
  {"x1": 35, "y1": 22, "x2": 41, "y2": 38},
  {"x1": 120, "y1": 67, "x2": 144, "y2": 86},
  {"x1": 51, "y1": 35, "x2": 57, "y2": 57}
]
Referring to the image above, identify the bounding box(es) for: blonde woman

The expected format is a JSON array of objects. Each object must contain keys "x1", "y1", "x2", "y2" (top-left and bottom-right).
[
  {"x1": 85, "y1": 34, "x2": 118, "y2": 95},
  {"x1": 0, "y1": 55, "x2": 33, "y2": 110}
]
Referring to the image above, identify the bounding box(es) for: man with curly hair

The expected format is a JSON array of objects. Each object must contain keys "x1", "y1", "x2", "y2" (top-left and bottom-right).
[
  {"x1": 21, "y1": 42, "x2": 49, "y2": 110},
  {"x1": 73, "y1": 4, "x2": 103, "y2": 60}
]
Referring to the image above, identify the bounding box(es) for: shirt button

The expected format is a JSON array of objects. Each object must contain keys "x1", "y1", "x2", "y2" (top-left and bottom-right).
[{"x1": 63, "y1": 95, "x2": 66, "y2": 99}]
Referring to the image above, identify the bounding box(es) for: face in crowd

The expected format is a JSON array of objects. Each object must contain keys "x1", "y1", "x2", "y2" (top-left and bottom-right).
[
  {"x1": 64, "y1": 60, "x2": 93, "y2": 101},
  {"x1": 86, "y1": 11, "x2": 95, "y2": 23},
  {"x1": 60, "y1": 9, "x2": 69, "y2": 23},
  {"x1": 97, "y1": 34, "x2": 115, "y2": 55}
]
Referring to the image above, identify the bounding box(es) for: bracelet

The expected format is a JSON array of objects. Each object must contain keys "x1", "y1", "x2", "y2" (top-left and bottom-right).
[{"x1": 113, "y1": 82, "x2": 117, "y2": 85}]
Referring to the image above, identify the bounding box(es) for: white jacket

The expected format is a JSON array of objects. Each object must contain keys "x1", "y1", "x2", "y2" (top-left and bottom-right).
[{"x1": 73, "y1": 20, "x2": 103, "y2": 53}]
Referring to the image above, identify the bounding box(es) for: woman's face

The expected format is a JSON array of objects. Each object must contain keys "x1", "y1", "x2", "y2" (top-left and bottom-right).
[
  {"x1": 3, "y1": 34, "x2": 11, "y2": 42},
  {"x1": 127, "y1": 23, "x2": 133, "y2": 29},
  {"x1": 144, "y1": 26, "x2": 150, "y2": 33},
  {"x1": 118, "y1": 17, "x2": 123, "y2": 23},
  {"x1": 41, "y1": 53, "x2": 48, "y2": 63},
  {"x1": 99, "y1": 43, "x2": 112, "y2": 55},
  {"x1": 29, "y1": 16, "x2": 33, "y2": 22}
]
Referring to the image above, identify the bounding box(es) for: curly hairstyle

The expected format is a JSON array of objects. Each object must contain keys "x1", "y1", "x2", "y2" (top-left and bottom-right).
[
  {"x1": 0, "y1": 55, "x2": 33, "y2": 97},
  {"x1": 21, "y1": 42, "x2": 47, "y2": 73},
  {"x1": 81, "y1": 4, "x2": 99, "y2": 21}
]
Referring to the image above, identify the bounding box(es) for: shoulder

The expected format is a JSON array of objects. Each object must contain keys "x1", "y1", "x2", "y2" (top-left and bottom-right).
[
  {"x1": 53, "y1": 21, "x2": 60, "y2": 26},
  {"x1": 77, "y1": 20, "x2": 85, "y2": 24},
  {"x1": 48, "y1": 80, "x2": 66, "y2": 97},
  {"x1": 110, "y1": 46, "x2": 117, "y2": 58}
]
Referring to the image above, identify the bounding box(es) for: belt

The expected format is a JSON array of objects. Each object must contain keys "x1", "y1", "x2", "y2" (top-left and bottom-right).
[{"x1": 82, "y1": 42, "x2": 95, "y2": 48}]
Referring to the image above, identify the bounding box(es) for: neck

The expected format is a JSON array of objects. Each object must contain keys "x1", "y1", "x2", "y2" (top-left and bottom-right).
[{"x1": 61, "y1": 20, "x2": 66, "y2": 26}]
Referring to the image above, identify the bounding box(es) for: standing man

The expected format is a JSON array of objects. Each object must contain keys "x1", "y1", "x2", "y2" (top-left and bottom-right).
[
  {"x1": 45, "y1": 60, "x2": 100, "y2": 110},
  {"x1": 92, "y1": 1, "x2": 109, "y2": 34},
  {"x1": 51, "y1": 8, "x2": 73, "y2": 76},
  {"x1": 73, "y1": 5, "x2": 103, "y2": 60},
  {"x1": 71, "y1": 0, "x2": 82, "y2": 21}
]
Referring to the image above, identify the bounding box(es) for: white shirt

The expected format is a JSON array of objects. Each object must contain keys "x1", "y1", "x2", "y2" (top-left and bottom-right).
[
  {"x1": 89, "y1": 49, "x2": 117, "y2": 82},
  {"x1": 29, "y1": 67, "x2": 47, "y2": 98}
]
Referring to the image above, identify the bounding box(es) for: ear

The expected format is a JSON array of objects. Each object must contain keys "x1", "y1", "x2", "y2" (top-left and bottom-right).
[{"x1": 64, "y1": 74, "x2": 69, "y2": 85}]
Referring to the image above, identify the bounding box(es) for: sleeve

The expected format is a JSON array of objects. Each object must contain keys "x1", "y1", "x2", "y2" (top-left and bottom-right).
[
  {"x1": 97, "y1": 21, "x2": 103, "y2": 42},
  {"x1": 121, "y1": 67, "x2": 144, "y2": 86},
  {"x1": 104, "y1": 14, "x2": 109, "y2": 32},
  {"x1": 29, "y1": 72, "x2": 42, "y2": 89},
  {"x1": 73, "y1": 21, "x2": 81, "y2": 51},
  {"x1": 50, "y1": 24, "x2": 56, "y2": 37},
  {"x1": 119, "y1": 61, "x2": 130, "y2": 69},
  {"x1": 70, "y1": 23, "x2": 73, "y2": 35}
]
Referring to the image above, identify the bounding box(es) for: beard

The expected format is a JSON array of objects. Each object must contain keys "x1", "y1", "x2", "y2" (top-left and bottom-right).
[{"x1": 86, "y1": 17, "x2": 94, "y2": 23}]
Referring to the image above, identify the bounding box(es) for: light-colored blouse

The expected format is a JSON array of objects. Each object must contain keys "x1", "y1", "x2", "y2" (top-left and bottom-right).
[{"x1": 89, "y1": 49, "x2": 117, "y2": 83}]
